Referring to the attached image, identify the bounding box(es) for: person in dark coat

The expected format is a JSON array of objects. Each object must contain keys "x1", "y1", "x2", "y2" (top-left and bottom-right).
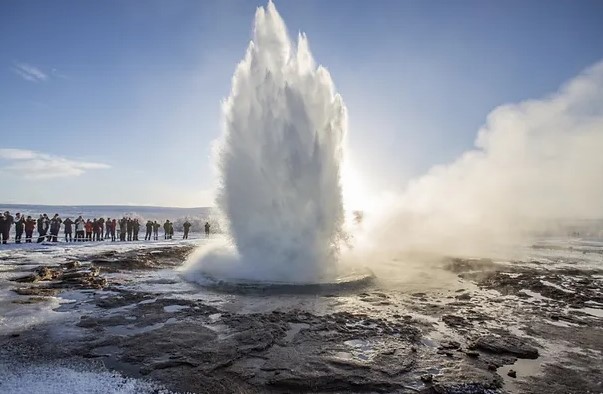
[
  {"x1": 110, "y1": 219, "x2": 117, "y2": 241},
  {"x1": 92, "y1": 219, "x2": 100, "y2": 241},
  {"x1": 104, "y1": 218, "x2": 111, "y2": 240},
  {"x1": 37, "y1": 214, "x2": 50, "y2": 242},
  {"x1": 204, "y1": 222, "x2": 211, "y2": 238},
  {"x1": 50, "y1": 214, "x2": 62, "y2": 242},
  {"x1": 183, "y1": 220, "x2": 191, "y2": 239},
  {"x1": 0, "y1": 212, "x2": 9, "y2": 244},
  {"x1": 98, "y1": 217, "x2": 105, "y2": 241},
  {"x1": 14, "y1": 213, "x2": 25, "y2": 243},
  {"x1": 24, "y1": 216, "x2": 35, "y2": 243},
  {"x1": 145, "y1": 220, "x2": 153, "y2": 240},
  {"x1": 163, "y1": 220, "x2": 171, "y2": 240},
  {"x1": 107, "y1": 219, "x2": 117, "y2": 242},
  {"x1": 63, "y1": 217, "x2": 74, "y2": 242},
  {"x1": 3, "y1": 211, "x2": 14, "y2": 244},
  {"x1": 126, "y1": 218, "x2": 133, "y2": 241},
  {"x1": 133, "y1": 219, "x2": 140, "y2": 241},
  {"x1": 119, "y1": 217, "x2": 127, "y2": 241},
  {"x1": 153, "y1": 221, "x2": 160, "y2": 240}
]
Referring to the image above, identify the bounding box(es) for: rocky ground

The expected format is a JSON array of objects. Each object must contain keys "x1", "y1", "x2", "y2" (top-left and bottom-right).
[{"x1": 0, "y1": 241, "x2": 601, "y2": 393}]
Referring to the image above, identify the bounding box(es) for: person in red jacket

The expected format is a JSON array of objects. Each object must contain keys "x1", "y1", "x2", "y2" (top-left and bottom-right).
[{"x1": 85, "y1": 220, "x2": 93, "y2": 241}]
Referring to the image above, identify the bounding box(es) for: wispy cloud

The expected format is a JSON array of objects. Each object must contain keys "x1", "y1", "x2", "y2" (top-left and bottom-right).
[
  {"x1": 12, "y1": 62, "x2": 48, "y2": 82},
  {"x1": 0, "y1": 148, "x2": 110, "y2": 179}
]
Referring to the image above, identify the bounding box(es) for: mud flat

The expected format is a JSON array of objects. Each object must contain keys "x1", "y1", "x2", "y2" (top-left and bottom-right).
[{"x1": 0, "y1": 241, "x2": 602, "y2": 393}]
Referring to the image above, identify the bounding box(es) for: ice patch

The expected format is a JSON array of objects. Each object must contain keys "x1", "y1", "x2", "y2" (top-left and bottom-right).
[
  {"x1": 540, "y1": 280, "x2": 574, "y2": 294},
  {"x1": 0, "y1": 363, "x2": 170, "y2": 394},
  {"x1": 163, "y1": 305, "x2": 189, "y2": 313},
  {"x1": 578, "y1": 307, "x2": 603, "y2": 318},
  {"x1": 0, "y1": 292, "x2": 65, "y2": 335}
]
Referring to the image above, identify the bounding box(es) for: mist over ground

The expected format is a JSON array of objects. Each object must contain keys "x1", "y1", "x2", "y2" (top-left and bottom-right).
[{"x1": 349, "y1": 61, "x2": 603, "y2": 260}]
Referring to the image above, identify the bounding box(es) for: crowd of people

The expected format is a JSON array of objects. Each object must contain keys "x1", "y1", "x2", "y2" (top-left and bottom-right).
[{"x1": 0, "y1": 211, "x2": 211, "y2": 244}]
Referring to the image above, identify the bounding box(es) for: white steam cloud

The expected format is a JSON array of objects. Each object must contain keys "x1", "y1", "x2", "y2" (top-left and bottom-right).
[{"x1": 352, "y1": 61, "x2": 603, "y2": 257}]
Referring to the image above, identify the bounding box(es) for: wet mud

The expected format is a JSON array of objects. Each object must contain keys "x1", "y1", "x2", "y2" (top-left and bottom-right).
[{"x1": 1, "y1": 245, "x2": 602, "y2": 393}]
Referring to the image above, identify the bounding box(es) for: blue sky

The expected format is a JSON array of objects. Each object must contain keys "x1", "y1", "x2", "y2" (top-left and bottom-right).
[{"x1": 1, "y1": 0, "x2": 602, "y2": 207}]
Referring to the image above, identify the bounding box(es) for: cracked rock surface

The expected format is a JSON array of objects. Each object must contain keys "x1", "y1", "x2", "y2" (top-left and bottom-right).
[{"x1": 1, "y1": 240, "x2": 602, "y2": 393}]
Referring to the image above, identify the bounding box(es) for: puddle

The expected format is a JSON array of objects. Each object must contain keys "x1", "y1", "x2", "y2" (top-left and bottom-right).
[
  {"x1": 498, "y1": 357, "x2": 543, "y2": 393},
  {"x1": 163, "y1": 305, "x2": 189, "y2": 313},
  {"x1": 540, "y1": 280, "x2": 574, "y2": 294},
  {"x1": 578, "y1": 307, "x2": 603, "y2": 318},
  {"x1": 519, "y1": 289, "x2": 550, "y2": 301},
  {"x1": 203, "y1": 323, "x2": 231, "y2": 340},
  {"x1": 547, "y1": 319, "x2": 579, "y2": 328},
  {"x1": 421, "y1": 337, "x2": 438, "y2": 348},
  {"x1": 106, "y1": 318, "x2": 177, "y2": 336},
  {"x1": 138, "y1": 298, "x2": 157, "y2": 305}
]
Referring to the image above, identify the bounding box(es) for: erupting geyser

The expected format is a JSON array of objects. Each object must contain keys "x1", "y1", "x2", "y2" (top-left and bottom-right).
[{"x1": 184, "y1": 1, "x2": 352, "y2": 284}]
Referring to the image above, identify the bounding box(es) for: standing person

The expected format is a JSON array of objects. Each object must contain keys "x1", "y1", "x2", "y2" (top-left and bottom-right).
[
  {"x1": 104, "y1": 218, "x2": 111, "y2": 239},
  {"x1": 163, "y1": 220, "x2": 170, "y2": 240},
  {"x1": 110, "y1": 219, "x2": 117, "y2": 241},
  {"x1": 2, "y1": 211, "x2": 14, "y2": 244},
  {"x1": 85, "y1": 220, "x2": 93, "y2": 241},
  {"x1": 14, "y1": 213, "x2": 25, "y2": 244},
  {"x1": 126, "y1": 218, "x2": 133, "y2": 241},
  {"x1": 119, "y1": 217, "x2": 127, "y2": 241},
  {"x1": 204, "y1": 222, "x2": 211, "y2": 238},
  {"x1": 92, "y1": 219, "x2": 100, "y2": 241},
  {"x1": 25, "y1": 216, "x2": 36, "y2": 243},
  {"x1": 63, "y1": 217, "x2": 74, "y2": 242},
  {"x1": 0, "y1": 212, "x2": 7, "y2": 244},
  {"x1": 98, "y1": 217, "x2": 105, "y2": 241},
  {"x1": 25, "y1": 216, "x2": 35, "y2": 243},
  {"x1": 133, "y1": 219, "x2": 140, "y2": 241},
  {"x1": 37, "y1": 214, "x2": 49, "y2": 243},
  {"x1": 183, "y1": 220, "x2": 191, "y2": 239},
  {"x1": 153, "y1": 221, "x2": 160, "y2": 240},
  {"x1": 75, "y1": 216, "x2": 85, "y2": 241},
  {"x1": 169, "y1": 221, "x2": 174, "y2": 239},
  {"x1": 145, "y1": 220, "x2": 153, "y2": 241},
  {"x1": 50, "y1": 214, "x2": 62, "y2": 242}
]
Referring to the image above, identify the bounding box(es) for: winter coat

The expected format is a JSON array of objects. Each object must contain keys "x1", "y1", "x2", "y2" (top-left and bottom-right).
[
  {"x1": 25, "y1": 219, "x2": 36, "y2": 232},
  {"x1": 85, "y1": 222, "x2": 93, "y2": 233},
  {"x1": 64, "y1": 219, "x2": 74, "y2": 232},
  {"x1": 50, "y1": 217, "x2": 62, "y2": 232},
  {"x1": 37, "y1": 218, "x2": 49, "y2": 232},
  {"x1": 75, "y1": 219, "x2": 85, "y2": 232},
  {"x1": 15, "y1": 217, "x2": 25, "y2": 232}
]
